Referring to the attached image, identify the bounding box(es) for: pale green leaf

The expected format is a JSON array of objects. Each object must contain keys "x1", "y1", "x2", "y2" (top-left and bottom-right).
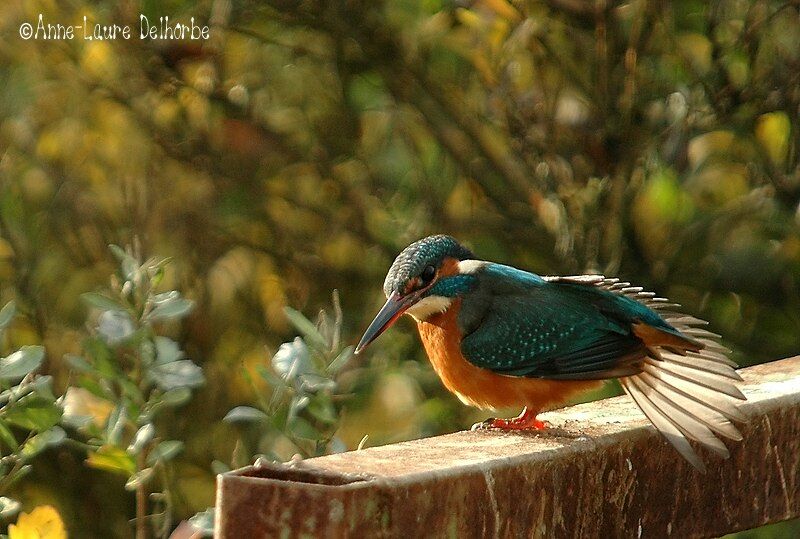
[
  {"x1": 188, "y1": 508, "x2": 215, "y2": 536},
  {"x1": 223, "y1": 406, "x2": 268, "y2": 423},
  {"x1": 271, "y1": 338, "x2": 313, "y2": 381},
  {"x1": 0, "y1": 421, "x2": 18, "y2": 450},
  {"x1": 289, "y1": 417, "x2": 319, "y2": 440},
  {"x1": 148, "y1": 360, "x2": 204, "y2": 391},
  {"x1": 124, "y1": 467, "x2": 155, "y2": 491},
  {"x1": 3, "y1": 396, "x2": 61, "y2": 431},
  {"x1": 0, "y1": 346, "x2": 44, "y2": 380},
  {"x1": 147, "y1": 440, "x2": 184, "y2": 465},
  {"x1": 127, "y1": 423, "x2": 155, "y2": 454},
  {"x1": 0, "y1": 301, "x2": 15, "y2": 331},
  {"x1": 154, "y1": 336, "x2": 184, "y2": 365},
  {"x1": 159, "y1": 387, "x2": 192, "y2": 407},
  {"x1": 148, "y1": 298, "x2": 194, "y2": 322},
  {"x1": 97, "y1": 311, "x2": 135, "y2": 344},
  {"x1": 0, "y1": 496, "x2": 21, "y2": 520},
  {"x1": 21, "y1": 426, "x2": 66, "y2": 457},
  {"x1": 80, "y1": 292, "x2": 125, "y2": 312},
  {"x1": 284, "y1": 307, "x2": 328, "y2": 351},
  {"x1": 327, "y1": 346, "x2": 354, "y2": 374}
]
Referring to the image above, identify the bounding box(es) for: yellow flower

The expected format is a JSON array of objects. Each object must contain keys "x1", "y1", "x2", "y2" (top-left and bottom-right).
[{"x1": 8, "y1": 505, "x2": 66, "y2": 539}]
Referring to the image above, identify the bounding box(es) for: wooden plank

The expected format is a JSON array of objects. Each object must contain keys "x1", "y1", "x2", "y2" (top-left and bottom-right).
[{"x1": 215, "y1": 356, "x2": 800, "y2": 538}]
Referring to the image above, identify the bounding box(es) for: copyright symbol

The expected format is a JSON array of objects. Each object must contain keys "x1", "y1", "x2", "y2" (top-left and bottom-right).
[{"x1": 19, "y1": 22, "x2": 33, "y2": 39}]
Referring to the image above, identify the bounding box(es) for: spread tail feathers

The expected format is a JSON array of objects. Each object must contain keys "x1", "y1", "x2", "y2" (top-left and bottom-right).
[
  {"x1": 540, "y1": 275, "x2": 746, "y2": 469},
  {"x1": 581, "y1": 276, "x2": 747, "y2": 471},
  {"x1": 620, "y1": 308, "x2": 745, "y2": 472}
]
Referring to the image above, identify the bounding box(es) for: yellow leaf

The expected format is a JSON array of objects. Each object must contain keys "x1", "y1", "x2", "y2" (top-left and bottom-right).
[
  {"x1": 755, "y1": 112, "x2": 791, "y2": 167},
  {"x1": 85, "y1": 445, "x2": 136, "y2": 476},
  {"x1": 8, "y1": 505, "x2": 67, "y2": 539},
  {"x1": 483, "y1": 0, "x2": 521, "y2": 22},
  {"x1": 677, "y1": 33, "x2": 712, "y2": 74},
  {"x1": 455, "y1": 8, "x2": 483, "y2": 30}
]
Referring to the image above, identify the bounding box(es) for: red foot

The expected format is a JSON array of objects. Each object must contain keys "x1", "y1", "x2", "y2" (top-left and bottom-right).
[{"x1": 485, "y1": 408, "x2": 548, "y2": 430}]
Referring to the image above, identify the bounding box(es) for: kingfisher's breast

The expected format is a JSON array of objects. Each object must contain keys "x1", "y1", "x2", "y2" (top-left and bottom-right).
[{"x1": 416, "y1": 299, "x2": 600, "y2": 411}]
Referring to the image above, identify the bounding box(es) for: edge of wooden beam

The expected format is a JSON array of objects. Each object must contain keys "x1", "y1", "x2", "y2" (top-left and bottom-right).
[{"x1": 215, "y1": 356, "x2": 800, "y2": 538}]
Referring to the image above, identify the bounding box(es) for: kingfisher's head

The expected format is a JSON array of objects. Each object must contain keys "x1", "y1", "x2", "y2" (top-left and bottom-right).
[{"x1": 355, "y1": 235, "x2": 478, "y2": 353}]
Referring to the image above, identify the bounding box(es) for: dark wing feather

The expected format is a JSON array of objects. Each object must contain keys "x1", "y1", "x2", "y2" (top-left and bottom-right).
[
  {"x1": 458, "y1": 269, "x2": 648, "y2": 379},
  {"x1": 457, "y1": 266, "x2": 746, "y2": 470}
]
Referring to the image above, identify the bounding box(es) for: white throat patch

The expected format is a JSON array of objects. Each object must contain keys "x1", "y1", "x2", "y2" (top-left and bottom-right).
[
  {"x1": 458, "y1": 259, "x2": 488, "y2": 274},
  {"x1": 406, "y1": 295, "x2": 452, "y2": 321}
]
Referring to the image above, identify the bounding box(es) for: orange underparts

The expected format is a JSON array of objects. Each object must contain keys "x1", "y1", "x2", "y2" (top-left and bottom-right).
[{"x1": 416, "y1": 297, "x2": 602, "y2": 418}]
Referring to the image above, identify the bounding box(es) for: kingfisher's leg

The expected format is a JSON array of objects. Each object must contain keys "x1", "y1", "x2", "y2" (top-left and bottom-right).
[{"x1": 475, "y1": 407, "x2": 549, "y2": 430}]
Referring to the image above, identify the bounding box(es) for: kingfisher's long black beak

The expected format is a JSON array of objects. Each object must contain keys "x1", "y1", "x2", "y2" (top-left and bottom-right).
[{"x1": 355, "y1": 292, "x2": 416, "y2": 354}]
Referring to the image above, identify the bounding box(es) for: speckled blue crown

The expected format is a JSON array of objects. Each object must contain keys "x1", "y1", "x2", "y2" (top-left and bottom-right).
[{"x1": 383, "y1": 235, "x2": 474, "y2": 297}]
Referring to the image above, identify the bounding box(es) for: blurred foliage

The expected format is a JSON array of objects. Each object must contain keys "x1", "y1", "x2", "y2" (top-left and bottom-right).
[
  {"x1": 0, "y1": 301, "x2": 61, "y2": 527},
  {"x1": 221, "y1": 291, "x2": 354, "y2": 466},
  {"x1": 0, "y1": 0, "x2": 798, "y2": 536},
  {"x1": 63, "y1": 247, "x2": 202, "y2": 538},
  {"x1": 187, "y1": 292, "x2": 354, "y2": 536}
]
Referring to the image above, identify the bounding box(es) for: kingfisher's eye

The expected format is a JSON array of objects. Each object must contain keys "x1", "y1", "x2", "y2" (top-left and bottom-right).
[{"x1": 419, "y1": 265, "x2": 436, "y2": 285}]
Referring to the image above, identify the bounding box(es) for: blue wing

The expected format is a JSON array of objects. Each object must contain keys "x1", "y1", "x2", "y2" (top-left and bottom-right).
[{"x1": 458, "y1": 265, "x2": 675, "y2": 380}]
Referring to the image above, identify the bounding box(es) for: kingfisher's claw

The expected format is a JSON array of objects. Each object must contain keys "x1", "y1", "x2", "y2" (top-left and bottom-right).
[
  {"x1": 474, "y1": 413, "x2": 550, "y2": 431},
  {"x1": 471, "y1": 418, "x2": 496, "y2": 431}
]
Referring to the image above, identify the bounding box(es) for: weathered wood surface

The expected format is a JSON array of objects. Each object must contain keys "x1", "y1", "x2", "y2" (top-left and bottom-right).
[{"x1": 215, "y1": 356, "x2": 800, "y2": 538}]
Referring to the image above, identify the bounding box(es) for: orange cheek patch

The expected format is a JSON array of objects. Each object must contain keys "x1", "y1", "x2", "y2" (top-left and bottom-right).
[{"x1": 438, "y1": 257, "x2": 461, "y2": 278}]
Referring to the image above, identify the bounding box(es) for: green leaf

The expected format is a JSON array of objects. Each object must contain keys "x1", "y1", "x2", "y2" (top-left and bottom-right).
[
  {"x1": 147, "y1": 440, "x2": 184, "y2": 465},
  {"x1": 125, "y1": 467, "x2": 155, "y2": 491},
  {"x1": 210, "y1": 460, "x2": 230, "y2": 475},
  {"x1": 21, "y1": 426, "x2": 66, "y2": 457},
  {"x1": 0, "y1": 346, "x2": 44, "y2": 380},
  {"x1": 148, "y1": 297, "x2": 194, "y2": 322},
  {"x1": 26, "y1": 375, "x2": 55, "y2": 399},
  {"x1": 298, "y1": 373, "x2": 335, "y2": 392},
  {"x1": 105, "y1": 405, "x2": 128, "y2": 445},
  {"x1": 0, "y1": 496, "x2": 21, "y2": 520},
  {"x1": 81, "y1": 336, "x2": 117, "y2": 378},
  {"x1": 3, "y1": 396, "x2": 61, "y2": 431},
  {"x1": 86, "y1": 445, "x2": 136, "y2": 476},
  {"x1": 0, "y1": 301, "x2": 15, "y2": 331},
  {"x1": 188, "y1": 507, "x2": 215, "y2": 536},
  {"x1": 223, "y1": 406, "x2": 268, "y2": 424},
  {"x1": 127, "y1": 423, "x2": 155, "y2": 454},
  {"x1": 284, "y1": 307, "x2": 328, "y2": 351},
  {"x1": 256, "y1": 364, "x2": 281, "y2": 387},
  {"x1": 97, "y1": 311, "x2": 135, "y2": 344},
  {"x1": 271, "y1": 338, "x2": 313, "y2": 381},
  {"x1": 5, "y1": 465, "x2": 33, "y2": 488},
  {"x1": 148, "y1": 360, "x2": 204, "y2": 391},
  {"x1": 152, "y1": 291, "x2": 178, "y2": 303},
  {"x1": 65, "y1": 354, "x2": 94, "y2": 373},
  {"x1": 288, "y1": 417, "x2": 319, "y2": 440},
  {"x1": 159, "y1": 387, "x2": 192, "y2": 407},
  {"x1": 327, "y1": 346, "x2": 354, "y2": 374},
  {"x1": 307, "y1": 398, "x2": 337, "y2": 424},
  {"x1": 80, "y1": 292, "x2": 125, "y2": 312},
  {"x1": 109, "y1": 244, "x2": 138, "y2": 280},
  {"x1": 0, "y1": 375, "x2": 55, "y2": 403},
  {"x1": 154, "y1": 336, "x2": 184, "y2": 364},
  {"x1": 0, "y1": 421, "x2": 18, "y2": 450}
]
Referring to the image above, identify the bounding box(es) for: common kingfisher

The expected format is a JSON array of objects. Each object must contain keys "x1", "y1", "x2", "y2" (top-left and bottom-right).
[{"x1": 356, "y1": 235, "x2": 746, "y2": 471}]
